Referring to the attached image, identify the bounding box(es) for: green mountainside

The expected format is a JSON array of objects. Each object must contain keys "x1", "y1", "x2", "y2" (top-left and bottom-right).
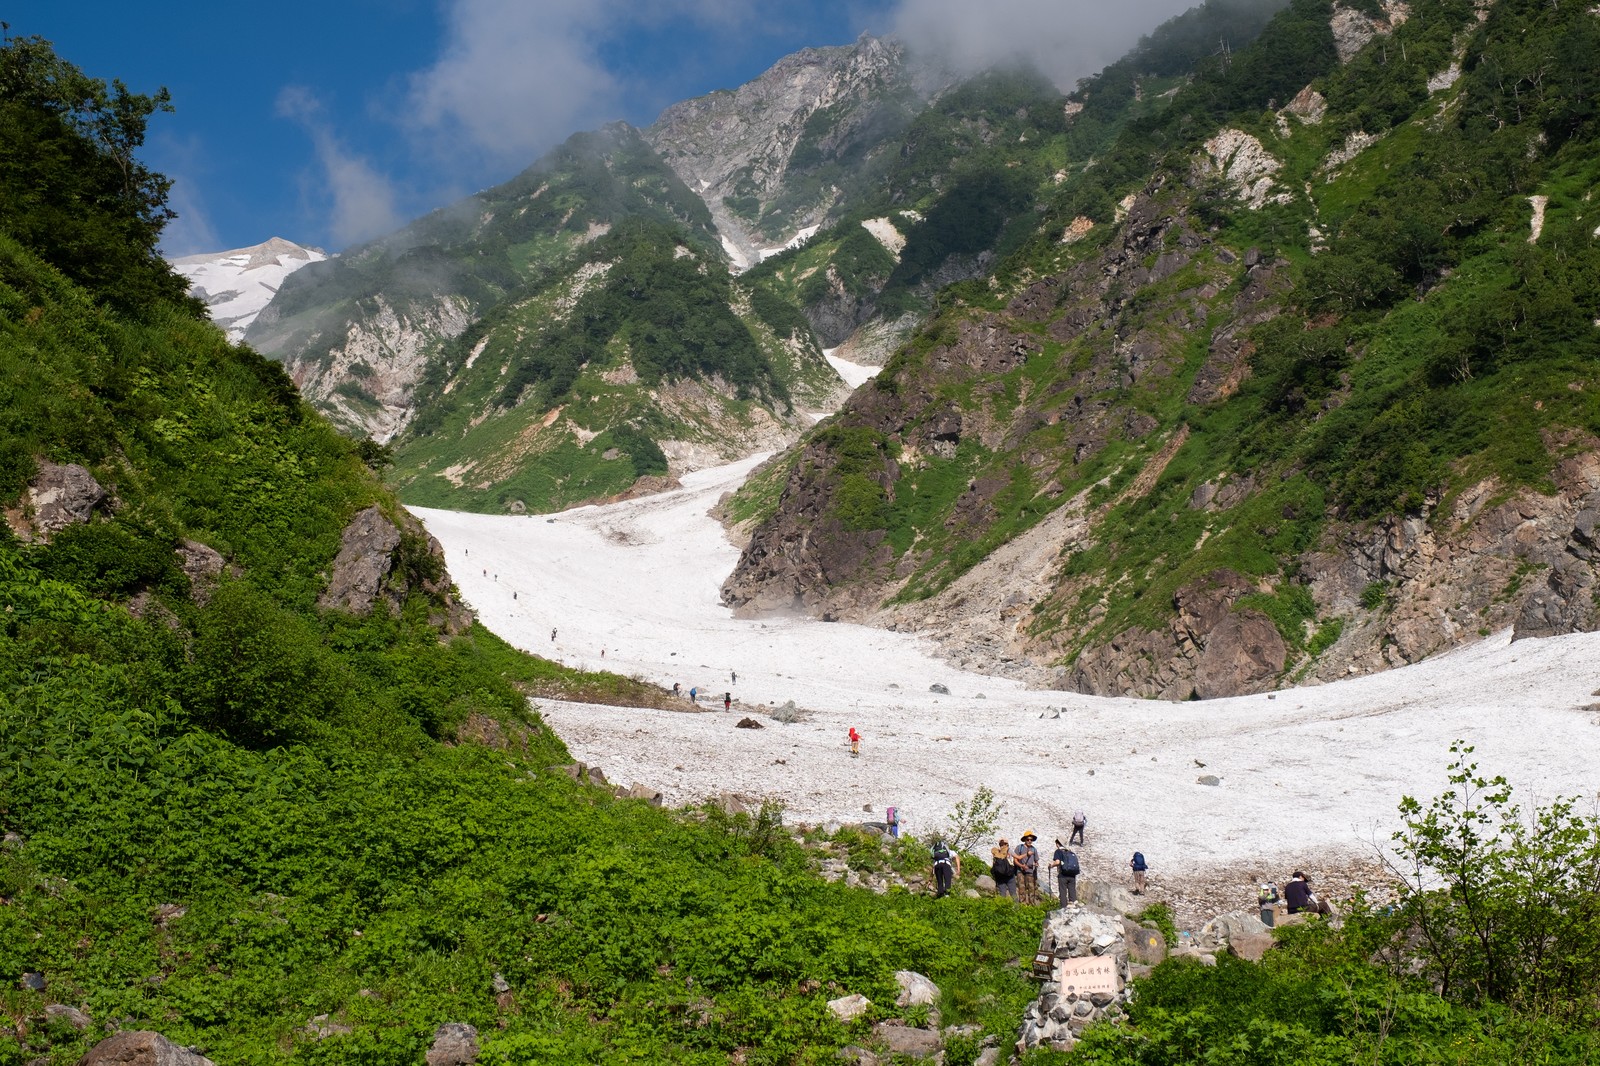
[
  {"x1": 387, "y1": 218, "x2": 839, "y2": 513},
  {"x1": 723, "y1": 0, "x2": 1600, "y2": 698}
]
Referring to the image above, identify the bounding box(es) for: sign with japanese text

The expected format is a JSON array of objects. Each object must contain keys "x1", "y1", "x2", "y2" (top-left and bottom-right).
[{"x1": 1056, "y1": 955, "x2": 1119, "y2": 995}]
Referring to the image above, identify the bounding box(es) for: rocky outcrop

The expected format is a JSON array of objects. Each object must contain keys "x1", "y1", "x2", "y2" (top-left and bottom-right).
[
  {"x1": 319, "y1": 505, "x2": 470, "y2": 631},
  {"x1": 1199, "y1": 129, "x2": 1293, "y2": 210},
  {"x1": 19, "y1": 461, "x2": 106, "y2": 542},
  {"x1": 1331, "y1": 2, "x2": 1410, "y2": 63},
  {"x1": 77, "y1": 1031, "x2": 216, "y2": 1065},
  {"x1": 1070, "y1": 570, "x2": 1286, "y2": 700}
]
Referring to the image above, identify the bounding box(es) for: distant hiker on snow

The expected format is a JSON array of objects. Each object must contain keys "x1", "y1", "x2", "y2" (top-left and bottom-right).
[
  {"x1": 689, "y1": 687, "x2": 698, "y2": 703},
  {"x1": 990, "y1": 837, "x2": 1017, "y2": 900},
  {"x1": 731, "y1": 670, "x2": 737, "y2": 684},
  {"x1": 886, "y1": 805, "x2": 900, "y2": 839},
  {"x1": 1069, "y1": 809, "x2": 1086, "y2": 845},
  {"x1": 1013, "y1": 832, "x2": 1041, "y2": 905},
  {"x1": 1130, "y1": 850, "x2": 1148, "y2": 895},
  {"x1": 848, "y1": 727, "x2": 861, "y2": 757},
  {"x1": 551, "y1": 627, "x2": 556, "y2": 641},
  {"x1": 930, "y1": 838, "x2": 960, "y2": 898},
  {"x1": 1050, "y1": 838, "x2": 1081, "y2": 904},
  {"x1": 672, "y1": 682, "x2": 680, "y2": 697},
  {"x1": 723, "y1": 692, "x2": 732, "y2": 711}
]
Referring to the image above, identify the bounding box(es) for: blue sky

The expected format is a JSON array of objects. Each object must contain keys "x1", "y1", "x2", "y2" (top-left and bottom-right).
[{"x1": 13, "y1": 1, "x2": 1194, "y2": 256}]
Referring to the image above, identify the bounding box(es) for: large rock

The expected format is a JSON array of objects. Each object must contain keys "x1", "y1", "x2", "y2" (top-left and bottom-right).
[
  {"x1": 45, "y1": 1004, "x2": 92, "y2": 1031},
  {"x1": 870, "y1": 1023, "x2": 941, "y2": 1058},
  {"x1": 1078, "y1": 879, "x2": 1142, "y2": 918},
  {"x1": 319, "y1": 505, "x2": 402, "y2": 613},
  {"x1": 827, "y1": 993, "x2": 872, "y2": 1022},
  {"x1": 76, "y1": 1031, "x2": 215, "y2": 1065},
  {"x1": 425, "y1": 1022, "x2": 479, "y2": 1066},
  {"x1": 1121, "y1": 920, "x2": 1167, "y2": 965},
  {"x1": 25, "y1": 462, "x2": 106, "y2": 541},
  {"x1": 1198, "y1": 909, "x2": 1272, "y2": 953},
  {"x1": 174, "y1": 540, "x2": 227, "y2": 603},
  {"x1": 894, "y1": 970, "x2": 940, "y2": 1007}
]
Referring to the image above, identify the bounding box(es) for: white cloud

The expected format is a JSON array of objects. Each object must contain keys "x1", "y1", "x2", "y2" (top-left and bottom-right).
[
  {"x1": 277, "y1": 86, "x2": 404, "y2": 248},
  {"x1": 886, "y1": 0, "x2": 1198, "y2": 88},
  {"x1": 404, "y1": 0, "x2": 770, "y2": 172}
]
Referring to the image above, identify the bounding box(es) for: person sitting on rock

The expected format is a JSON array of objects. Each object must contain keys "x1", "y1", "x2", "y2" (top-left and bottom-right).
[{"x1": 1283, "y1": 871, "x2": 1333, "y2": 917}]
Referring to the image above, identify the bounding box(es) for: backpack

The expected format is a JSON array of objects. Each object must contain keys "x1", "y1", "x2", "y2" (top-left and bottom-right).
[
  {"x1": 991, "y1": 855, "x2": 1015, "y2": 882},
  {"x1": 931, "y1": 843, "x2": 951, "y2": 867},
  {"x1": 1063, "y1": 851, "x2": 1080, "y2": 876},
  {"x1": 886, "y1": 806, "x2": 898, "y2": 826},
  {"x1": 1132, "y1": 851, "x2": 1147, "y2": 871},
  {"x1": 1072, "y1": 810, "x2": 1086, "y2": 827}
]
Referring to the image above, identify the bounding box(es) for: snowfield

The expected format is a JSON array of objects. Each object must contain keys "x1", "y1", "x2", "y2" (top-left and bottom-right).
[{"x1": 411, "y1": 454, "x2": 1600, "y2": 894}]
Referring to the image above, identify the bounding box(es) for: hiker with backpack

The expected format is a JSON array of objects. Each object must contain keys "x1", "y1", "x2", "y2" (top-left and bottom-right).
[
  {"x1": 1069, "y1": 809, "x2": 1086, "y2": 845},
  {"x1": 886, "y1": 806, "x2": 900, "y2": 839},
  {"x1": 930, "y1": 838, "x2": 960, "y2": 898},
  {"x1": 848, "y1": 727, "x2": 861, "y2": 758},
  {"x1": 1130, "y1": 850, "x2": 1149, "y2": 895},
  {"x1": 1013, "y1": 831, "x2": 1041, "y2": 905},
  {"x1": 990, "y1": 837, "x2": 1018, "y2": 899},
  {"x1": 1050, "y1": 838, "x2": 1081, "y2": 904}
]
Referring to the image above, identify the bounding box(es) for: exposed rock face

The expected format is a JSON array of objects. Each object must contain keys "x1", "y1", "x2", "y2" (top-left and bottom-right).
[
  {"x1": 1331, "y1": 2, "x2": 1409, "y2": 63},
  {"x1": 77, "y1": 1031, "x2": 216, "y2": 1065},
  {"x1": 319, "y1": 505, "x2": 470, "y2": 632},
  {"x1": 1198, "y1": 129, "x2": 1291, "y2": 210},
  {"x1": 175, "y1": 540, "x2": 227, "y2": 604},
  {"x1": 24, "y1": 461, "x2": 106, "y2": 541},
  {"x1": 267, "y1": 293, "x2": 473, "y2": 443},
  {"x1": 1070, "y1": 570, "x2": 1287, "y2": 700}
]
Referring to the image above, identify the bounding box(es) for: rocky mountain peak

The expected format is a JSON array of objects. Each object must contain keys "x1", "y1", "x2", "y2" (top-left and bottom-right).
[
  {"x1": 644, "y1": 34, "x2": 930, "y2": 270},
  {"x1": 172, "y1": 237, "x2": 328, "y2": 341}
]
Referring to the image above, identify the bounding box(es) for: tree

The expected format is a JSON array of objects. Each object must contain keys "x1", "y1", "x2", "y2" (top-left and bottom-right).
[
  {"x1": 942, "y1": 784, "x2": 1006, "y2": 854},
  {"x1": 1388, "y1": 743, "x2": 1600, "y2": 1020},
  {"x1": 0, "y1": 33, "x2": 194, "y2": 316}
]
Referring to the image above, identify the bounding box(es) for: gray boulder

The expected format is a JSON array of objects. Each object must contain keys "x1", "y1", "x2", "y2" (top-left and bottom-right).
[
  {"x1": 45, "y1": 1004, "x2": 91, "y2": 1031},
  {"x1": 1078, "y1": 879, "x2": 1142, "y2": 918},
  {"x1": 76, "y1": 1031, "x2": 216, "y2": 1065},
  {"x1": 425, "y1": 1022, "x2": 479, "y2": 1066},
  {"x1": 26, "y1": 462, "x2": 106, "y2": 541},
  {"x1": 319, "y1": 505, "x2": 402, "y2": 613},
  {"x1": 871, "y1": 1023, "x2": 941, "y2": 1058}
]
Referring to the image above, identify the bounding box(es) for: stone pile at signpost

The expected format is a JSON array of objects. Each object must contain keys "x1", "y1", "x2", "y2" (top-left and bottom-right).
[{"x1": 1017, "y1": 903, "x2": 1167, "y2": 1053}]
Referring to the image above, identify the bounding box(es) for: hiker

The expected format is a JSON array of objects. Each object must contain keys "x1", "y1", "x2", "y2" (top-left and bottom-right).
[
  {"x1": 1050, "y1": 838, "x2": 1081, "y2": 904},
  {"x1": 990, "y1": 837, "x2": 1018, "y2": 899},
  {"x1": 689, "y1": 686, "x2": 698, "y2": 702},
  {"x1": 886, "y1": 806, "x2": 900, "y2": 838},
  {"x1": 848, "y1": 727, "x2": 861, "y2": 758},
  {"x1": 672, "y1": 682, "x2": 680, "y2": 697},
  {"x1": 1284, "y1": 871, "x2": 1333, "y2": 917},
  {"x1": 1069, "y1": 809, "x2": 1086, "y2": 845},
  {"x1": 930, "y1": 838, "x2": 960, "y2": 898},
  {"x1": 1013, "y1": 831, "x2": 1041, "y2": 905},
  {"x1": 731, "y1": 670, "x2": 737, "y2": 684},
  {"x1": 1129, "y1": 850, "x2": 1148, "y2": 895},
  {"x1": 723, "y1": 692, "x2": 731, "y2": 711},
  {"x1": 550, "y1": 627, "x2": 556, "y2": 641}
]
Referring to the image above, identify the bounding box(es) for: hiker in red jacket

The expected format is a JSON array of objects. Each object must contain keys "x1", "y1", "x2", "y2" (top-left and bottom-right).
[{"x1": 848, "y1": 727, "x2": 861, "y2": 758}]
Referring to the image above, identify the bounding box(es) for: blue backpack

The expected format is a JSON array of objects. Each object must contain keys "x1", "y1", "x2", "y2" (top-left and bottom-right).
[{"x1": 1132, "y1": 851, "x2": 1147, "y2": 871}]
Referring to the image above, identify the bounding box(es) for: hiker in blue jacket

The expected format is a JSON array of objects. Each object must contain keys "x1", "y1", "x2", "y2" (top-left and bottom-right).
[{"x1": 1130, "y1": 850, "x2": 1148, "y2": 895}]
